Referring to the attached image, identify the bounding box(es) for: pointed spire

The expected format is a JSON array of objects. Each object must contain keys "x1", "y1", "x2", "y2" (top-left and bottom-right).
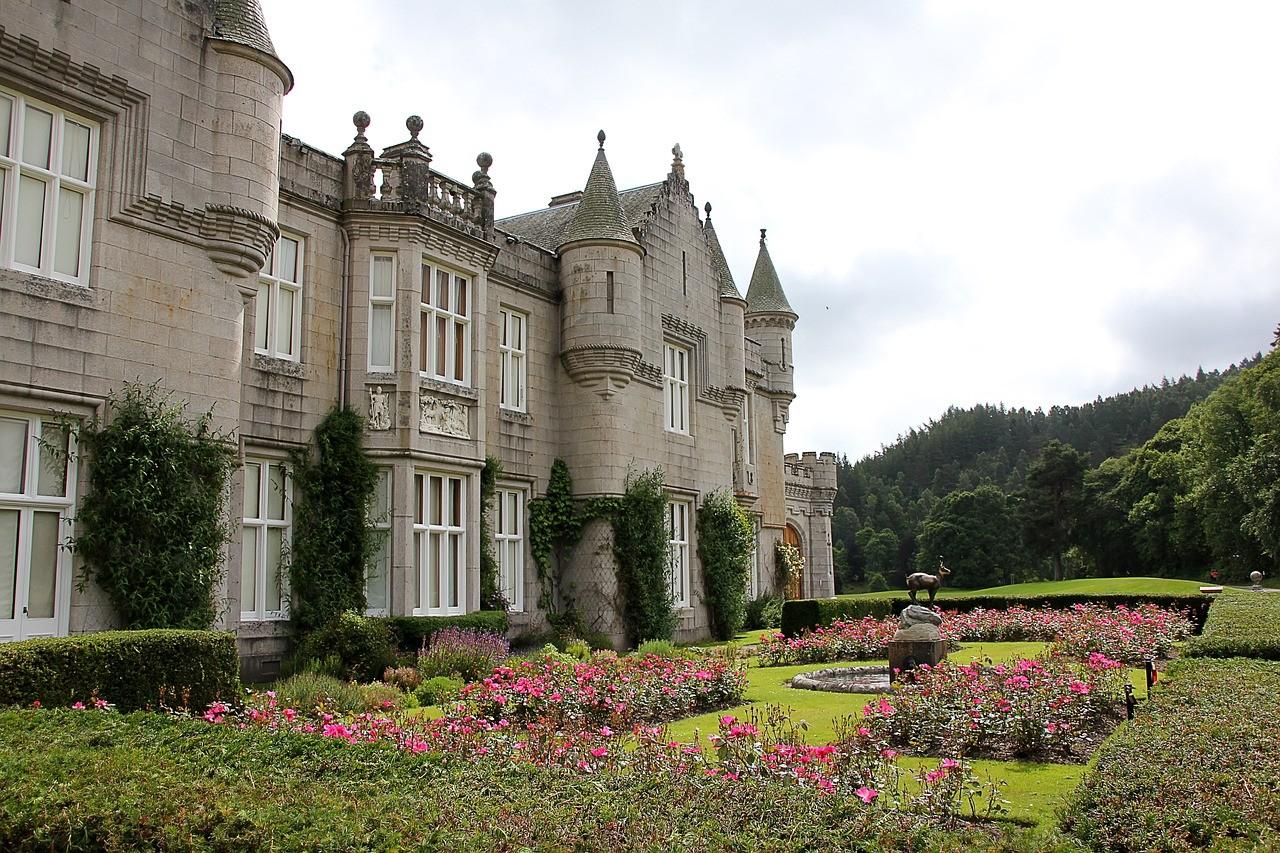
[
  {"x1": 559, "y1": 130, "x2": 639, "y2": 251},
  {"x1": 745, "y1": 228, "x2": 796, "y2": 316},
  {"x1": 703, "y1": 202, "x2": 741, "y2": 300}
]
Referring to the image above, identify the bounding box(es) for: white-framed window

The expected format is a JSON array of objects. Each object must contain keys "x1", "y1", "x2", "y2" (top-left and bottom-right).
[
  {"x1": 255, "y1": 233, "x2": 303, "y2": 360},
  {"x1": 667, "y1": 498, "x2": 691, "y2": 608},
  {"x1": 365, "y1": 468, "x2": 392, "y2": 617},
  {"x1": 413, "y1": 471, "x2": 466, "y2": 616},
  {"x1": 742, "y1": 394, "x2": 754, "y2": 464},
  {"x1": 241, "y1": 458, "x2": 290, "y2": 621},
  {"x1": 368, "y1": 254, "x2": 396, "y2": 371},
  {"x1": 664, "y1": 343, "x2": 690, "y2": 434},
  {"x1": 0, "y1": 87, "x2": 97, "y2": 285},
  {"x1": 0, "y1": 411, "x2": 74, "y2": 642},
  {"x1": 494, "y1": 485, "x2": 525, "y2": 611},
  {"x1": 420, "y1": 261, "x2": 471, "y2": 386},
  {"x1": 498, "y1": 308, "x2": 527, "y2": 412}
]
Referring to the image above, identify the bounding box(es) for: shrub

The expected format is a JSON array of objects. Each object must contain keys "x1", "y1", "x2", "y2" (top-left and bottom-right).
[
  {"x1": 71, "y1": 383, "x2": 238, "y2": 629},
  {"x1": 866, "y1": 572, "x2": 889, "y2": 592},
  {"x1": 381, "y1": 611, "x2": 509, "y2": 652},
  {"x1": 758, "y1": 616, "x2": 896, "y2": 667},
  {"x1": 292, "y1": 612, "x2": 395, "y2": 682},
  {"x1": 417, "y1": 628, "x2": 510, "y2": 681},
  {"x1": 1063, "y1": 657, "x2": 1280, "y2": 851},
  {"x1": 563, "y1": 637, "x2": 593, "y2": 661},
  {"x1": 382, "y1": 666, "x2": 422, "y2": 693},
  {"x1": 1184, "y1": 592, "x2": 1280, "y2": 659},
  {"x1": 273, "y1": 671, "x2": 371, "y2": 714},
  {"x1": 414, "y1": 675, "x2": 464, "y2": 707},
  {"x1": 613, "y1": 468, "x2": 675, "y2": 645},
  {"x1": 743, "y1": 593, "x2": 782, "y2": 631},
  {"x1": 288, "y1": 407, "x2": 379, "y2": 634},
  {"x1": 0, "y1": 629, "x2": 238, "y2": 712},
  {"x1": 695, "y1": 490, "x2": 754, "y2": 640},
  {"x1": 634, "y1": 639, "x2": 683, "y2": 658}
]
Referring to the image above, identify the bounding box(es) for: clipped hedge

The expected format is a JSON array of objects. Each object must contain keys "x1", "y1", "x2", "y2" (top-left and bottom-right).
[
  {"x1": 0, "y1": 710, "x2": 998, "y2": 851},
  {"x1": 0, "y1": 630, "x2": 239, "y2": 712},
  {"x1": 781, "y1": 592, "x2": 1212, "y2": 637},
  {"x1": 381, "y1": 611, "x2": 509, "y2": 651},
  {"x1": 1063, "y1": 657, "x2": 1280, "y2": 851},
  {"x1": 1184, "y1": 592, "x2": 1280, "y2": 660}
]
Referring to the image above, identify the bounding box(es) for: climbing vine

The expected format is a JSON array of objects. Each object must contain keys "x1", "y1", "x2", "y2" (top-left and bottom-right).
[
  {"x1": 479, "y1": 456, "x2": 504, "y2": 610},
  {"x1": 696, "y1": 490, "x2": 754, "y2": 640},
  {"x1": 776, "y1": 541, "x2": 805, "y2": 597},
  {"x1": 288, "y1": 407, "x2": 379, "y2": 634},
  {"x1": 613, "y1": 468, "x2": 675, "y2": 645},
  {"x1": 528, "y1": 459, "x2": 583, "y2": 613},
  {"x1": 69, "y1": 382, "x2": 238, "y2": 629}
]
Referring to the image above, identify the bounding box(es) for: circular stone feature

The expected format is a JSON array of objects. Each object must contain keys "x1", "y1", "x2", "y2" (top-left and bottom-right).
[{"x1": 790, "y1": 665, "x2": 891, "y2": 694}]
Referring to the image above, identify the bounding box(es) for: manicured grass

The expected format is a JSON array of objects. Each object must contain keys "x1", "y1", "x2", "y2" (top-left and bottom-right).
[{"x1": 836, "y1": 576, "x2": 1210, "y2": 601}]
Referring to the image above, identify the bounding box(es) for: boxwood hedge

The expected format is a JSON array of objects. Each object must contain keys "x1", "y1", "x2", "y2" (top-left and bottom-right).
[
  {"x1": 381, "y1": 611, "x2": 509, "y2": 651},
  {"x1": 1062, "y1": 657, "x2": 1280, "y2": 851},
  {"x1": 1183, "y1": 592, "x2": 1280, "y2": 660},
  {"x1": 0, "y1": 630, "x2": 239, "y2": 712},
  {"x1": 0, "y1": 710, "x2": 1025, "y2": 852},
  {"x1": 781, "y1": 593, "x2": 1211, "y2": 637}
]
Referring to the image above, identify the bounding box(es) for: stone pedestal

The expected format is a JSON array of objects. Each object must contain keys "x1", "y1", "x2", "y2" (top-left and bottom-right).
[{"x1": 888, "y1": 605, "x2": 948, "y2": 681}]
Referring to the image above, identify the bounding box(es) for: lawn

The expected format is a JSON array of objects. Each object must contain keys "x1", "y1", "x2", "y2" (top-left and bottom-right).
[
  {"x1": 836, "y1": 576, "x2": 1209, "y2": 601},
  {"x1": 664, "y1": 640, "x2": 1146, "y2": 827}
]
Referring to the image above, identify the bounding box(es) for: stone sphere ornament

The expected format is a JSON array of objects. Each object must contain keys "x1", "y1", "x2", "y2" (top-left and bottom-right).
[{"x1": 1251, "y1": 570, "x2": 1265, "y2": 590}]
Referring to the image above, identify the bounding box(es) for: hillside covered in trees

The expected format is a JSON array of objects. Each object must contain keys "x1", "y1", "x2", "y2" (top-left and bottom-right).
[{"x1": 834, "y1": 351, "x2": 1272, "y2": 590}]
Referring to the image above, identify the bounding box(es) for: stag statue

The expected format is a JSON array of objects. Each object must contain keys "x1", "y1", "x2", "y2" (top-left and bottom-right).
[{"x1": 905, "y1": 558, "x2": 952, "y2": 604}]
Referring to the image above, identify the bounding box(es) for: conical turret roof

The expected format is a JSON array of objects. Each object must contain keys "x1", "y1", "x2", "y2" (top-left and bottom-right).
[
  {"x1": 745, "y1": 229, "x2": 795, "y2": 316},
  {"x1": 703, "y1": 203, "x2": 742, "y2": 300},
  {"x1": 558, "y1": 130, "x2": 640, "y2": 251}
]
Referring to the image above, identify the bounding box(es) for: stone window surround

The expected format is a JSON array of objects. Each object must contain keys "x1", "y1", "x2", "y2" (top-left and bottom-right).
[
  {"x1": 368, "y1": 252, "x2": 396, "y2": 372},
  {"x1": 0, "y1": 84, "x2": 98, "y2": 287},
  {"x1": 663, "y1": 341, "x2": 691, "y2": 436},
  {"x1": 497, "y1": 305, "x2": 527, "y2": 413},
  {"x1": 419, "y1": 258, "x2": 472, "y2": 388}
]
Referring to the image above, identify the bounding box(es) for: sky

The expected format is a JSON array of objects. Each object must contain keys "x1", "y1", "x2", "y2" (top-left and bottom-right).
[{"x1": 262, "y1": 0, "x2": 1280, "y2": 461}]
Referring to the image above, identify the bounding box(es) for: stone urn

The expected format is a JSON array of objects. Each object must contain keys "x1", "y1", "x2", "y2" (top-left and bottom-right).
[{"x1": 888, "y1": 604, "x2": 947, "y2": 680}]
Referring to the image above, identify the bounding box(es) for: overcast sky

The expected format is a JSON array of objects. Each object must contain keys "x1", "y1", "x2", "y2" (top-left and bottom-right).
[{"x1": 263, "y1": 0, "x2": 1280, "y2": 461}]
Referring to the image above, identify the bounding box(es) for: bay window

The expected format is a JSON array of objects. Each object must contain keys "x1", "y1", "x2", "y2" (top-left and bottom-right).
[{"x1": 420, "y1": 262, "x2": 471, "y2": 385}]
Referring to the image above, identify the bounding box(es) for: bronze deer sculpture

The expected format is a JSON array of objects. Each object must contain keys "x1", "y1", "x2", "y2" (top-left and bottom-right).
[{"x1": 905, "y1": 560, "x2": 952, "y2": 604}]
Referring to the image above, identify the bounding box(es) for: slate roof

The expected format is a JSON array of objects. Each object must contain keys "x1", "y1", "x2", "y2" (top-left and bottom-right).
[
  {"x1": 497, "y1": 182, "x2": 663, "y2": 253},
  {"x1": 211, "y1": 0, "x2": 283, "y2": 61},
  {"x1": 702, "y1": 208, "x2": 741, "y2": 300},
  {"x1": 745, "y1": 231, "x2": 796, "y2": 316}
]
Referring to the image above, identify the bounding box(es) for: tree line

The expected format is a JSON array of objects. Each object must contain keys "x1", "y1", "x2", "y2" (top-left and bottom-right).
[{"x1": 834, "y1": 349, "x2": 1274, "y2": 589}]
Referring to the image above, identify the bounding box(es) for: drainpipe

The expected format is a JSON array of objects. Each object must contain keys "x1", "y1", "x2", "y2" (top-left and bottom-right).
[{"x1": 338, "y1": 222, "x2": 351, "y2": 409}]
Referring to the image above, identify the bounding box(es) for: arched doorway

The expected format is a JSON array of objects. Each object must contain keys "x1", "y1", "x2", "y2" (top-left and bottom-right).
[{"x1": 783, "y1": 524, "x2": 804, "y2": 600}]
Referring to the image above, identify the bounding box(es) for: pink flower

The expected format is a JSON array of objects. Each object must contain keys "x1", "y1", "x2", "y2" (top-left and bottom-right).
[
  {"x1": 71, "y1": 701, "x2": 86, "y2": 710},
  {"x1": 854, "y1": 786, "x2": 879, "y2": 804}
]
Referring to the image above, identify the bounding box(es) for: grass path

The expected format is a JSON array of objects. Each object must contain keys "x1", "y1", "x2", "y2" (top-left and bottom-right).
[{"x1": 836, "y1": 576, "x2": 1209, "y2": 601}]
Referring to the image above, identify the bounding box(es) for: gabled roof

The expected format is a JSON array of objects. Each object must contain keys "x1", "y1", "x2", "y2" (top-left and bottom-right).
[
  {"x1": 702, "y1": 203, "x2": 741, "y2": 300},
  {"x1": 745, "y1": 229, "x2": 796, "y2": 316},
  {"x1": 497, "y1": 183, "x2": 662, "y2": 253}
]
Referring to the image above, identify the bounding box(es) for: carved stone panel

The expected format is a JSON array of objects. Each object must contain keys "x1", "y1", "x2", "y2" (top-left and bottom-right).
[
  {"x1": 419, "y1": 393, "x2": 469, "y2": 438},
  {"x1": 368, "y1": 386, "x2": 391, "y2": 431}
]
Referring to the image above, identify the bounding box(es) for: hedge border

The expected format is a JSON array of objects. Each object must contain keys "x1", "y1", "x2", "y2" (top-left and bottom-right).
[
  {"x1": 1183, "y1": 592, "x2": 1280, "y2": 660},
  {"x1": 780, "y1": 592, "x2": 1213, "y2": 637},
  {"x1": 381, "y1": 611, "x2": 509, "y2": 651},
  {"x1": 0, "y1": 629, "x2": 239, "y2": 712}
]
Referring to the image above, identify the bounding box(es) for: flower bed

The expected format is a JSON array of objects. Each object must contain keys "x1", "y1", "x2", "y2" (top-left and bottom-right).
[
  {"x1": 461, "y1": 651, "x2": 747, "y2": 727},
  {"x1": 861, "y1": 654, "x2": 1128, "y2": 762},
  {"x1": 757, "y1": 603, "x2": 1193, "y2": 667}
]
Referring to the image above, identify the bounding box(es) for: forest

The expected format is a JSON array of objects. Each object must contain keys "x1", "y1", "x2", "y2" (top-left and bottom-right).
[{"x1": 834, "y1": 344, "x2": 1277, "y2": 589}]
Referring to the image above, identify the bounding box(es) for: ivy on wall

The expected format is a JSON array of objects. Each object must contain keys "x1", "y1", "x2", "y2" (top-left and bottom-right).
[
  {"x1": 528, "y1": 459, "x2": 584, "y2": 613},
  {"x1": 613, "y1": 468, "x2": 675, "y2": 645},
  {"x1": 69, "y1": 382, "x2": 238, "y2": 629},
  {"x1": 479, "y1": 456, "x2": 504, "y2": 610},
  {"x1": 696, "y1": 490, "x2": 755, "y2": 640},
  {"x1": 776, "y1": 541, "x2": 805, "y2": 598},
  {"x1": 288, "y1": 407, "x2": 378, "y2": 634}
]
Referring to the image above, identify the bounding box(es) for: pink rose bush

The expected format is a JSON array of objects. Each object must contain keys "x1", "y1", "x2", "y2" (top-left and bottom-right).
[
  {"x1": 862, "y1": 654, "x2": 1128, "y2": 761},
  {"x1": 462, "y1": 651, "x2": 747, "y2": 728},
  {"x1": 758, "y1": 604, "x2": 1193, "y2": 667}
]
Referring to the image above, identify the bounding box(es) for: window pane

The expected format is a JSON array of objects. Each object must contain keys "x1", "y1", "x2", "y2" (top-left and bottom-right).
[
  {"x1": 22, "y1": 106, "x2": 52, "y2": 169},
  {"x1": 496, "y1": 490, "x2": 507, "y2": 534},
  {"x1": 0, "y1": 417, "x2": 27, "y2": 493},
  {"x1": 436, "y1": 269, "x2": 449, "y2": 311},
  {"x1": 421, "y1": 264, "x2": 431, "y2": 305},
  {"x1": 0, "y1": 510, "x2": 18, "y2": 620},
  {"x1": 243, "y1": 463, "x2": 260, "y2": 519},
  {"x1": 16, "y1": 174, "x2": 46, "y2": 267},
  {"x1": 449, "y1": 534, "x2": 460, "y2": 609},
  {"x1": 0, "y1": 169, "x2": 6, "y2": 237},
  {"x1": 412, "y1": 531, "x2": 422, "y2": 610},
  {"x1": 414, "y1": 473, "x2": 424, "y2": 525},
  {"x1": 0, "y1": 96, "x2": 11, "y2": 157},
  {"x1": 374, "y1": 469, "x2": 391, "y2": 519},
  {"x1": 371, "y1": 256, "x2": 393, "y2": 298},
  {"x1": 434, "y1": 315, "x2": 446, "y2": 376},
  {"x1": 499, "y1": 355, "x2": 508, "y2": 407},
  {"x1": 267, "y1": 464, "x2": 286, "y2": 520},
  {"x1": 240, "y1": 526, "x2": 258, "y2": 613},
  {"x1": 278, "y1": 237, "x2": 298, "y2": 283},
  {"x1": 265, "y1": 527, "x2": 283, "y2": 612},
  {"x1": 254, "y1": 283, "x2": 269, "y2": 351},
  {"x1": 429, "y1": 531, "x2": 442, "y2": 609},
  {"x1": 419, "y1": 311, "x2": 429, "y2": 373},
  {"x1": 513, "y1": 354, "x2": 524, "y2": 408},
  {"x1": 37, "y1": 423, "x2": 68, "y2": 498},
  {"x1": 506, "y1": 492, "x2": 519, "y2": 533},
  {"x1": 53, "y1": 187, "x2": 84, "y2": 277},
  {"x1": 513, "y1": 315, "x2": 523, "y2": 351},
  {"x1": 367, "y1": 531, "x2": 389, "y2": 611},
  {"x1": 62, "y1": 120, "x2": 91, "y2": 181},
  {"x1": 454, "y1": 321, "x2": 465, "y2": 381},
  {"x1": 276, "y1": 286, "x2": 295, "y2": 356},
  {"x1": 456, "y1": 277, "x2": 467, "y2": 316},
  {"x1": 450, "y1": 478, "x2": 462, "y2": 527},
  {"x1": 28, "y1": 511, "x2": 59, "y2": 619},
  {"x1": 371, "y1": 305, "x2": 392, "y2": 367},
  {"x1": 500, "y1": 311, "x2": 509, "y2": 347},
  {"x1": 429, "y1": 476, "x2": 442, "y2": 526}
]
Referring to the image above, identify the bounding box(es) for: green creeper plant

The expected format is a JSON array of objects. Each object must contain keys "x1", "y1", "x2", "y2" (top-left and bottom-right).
[
  {"x1": 479, "y1": 456, "x2": 504, "y2": 610},
  {"x1": 696, "y1": 490, "x2": 754, "y2": 640},
  {"x1": 613, "y1": 468, "x2": 674, "y2": 645}
]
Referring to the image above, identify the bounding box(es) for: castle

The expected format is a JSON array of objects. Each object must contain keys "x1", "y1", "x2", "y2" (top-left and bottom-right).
[{"x1": 0, "y1": 0, "x2": 835, "y2": 674}]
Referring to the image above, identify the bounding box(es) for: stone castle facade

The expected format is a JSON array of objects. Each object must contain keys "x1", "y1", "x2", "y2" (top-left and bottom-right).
[{"x1": 0, "y1": 0, "x2": 835, "y2": 673}]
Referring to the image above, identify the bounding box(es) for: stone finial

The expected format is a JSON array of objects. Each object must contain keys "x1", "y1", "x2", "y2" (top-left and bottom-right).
[
  {"x1": 473, "y1": 152, "x2": 494, "y2": 188},
  {"x1": 597, "y1": 129, "x2": 606, "y2": 149},
  {"x1": 671, "y1": 142, "x2": 685, "y2": 179},
  {"x1": 406, "y1": 115, "x2": 423, "y2": 140},
  {"x1": 704, "y1": 201, "x2": 712, "y2": 218},
  {"x1": 353, "y1": 110, "x2": 371, "y2": 142},
  {"x1": 760, "y1": 227, "x2": 767, "y2": 245}
]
